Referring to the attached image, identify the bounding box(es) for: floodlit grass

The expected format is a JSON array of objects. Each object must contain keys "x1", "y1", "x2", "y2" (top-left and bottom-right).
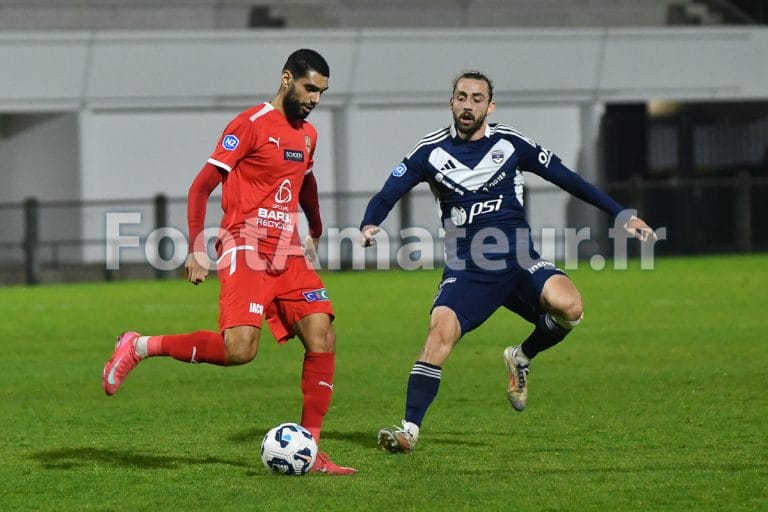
[{"x1": 0, "y1": 254, "x2": 766, "y2": 511}]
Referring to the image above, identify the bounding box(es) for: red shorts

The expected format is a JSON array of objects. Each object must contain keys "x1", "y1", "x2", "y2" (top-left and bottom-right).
[{"x1": 217, "y1": 246, "x2": 334, "y2": 343}]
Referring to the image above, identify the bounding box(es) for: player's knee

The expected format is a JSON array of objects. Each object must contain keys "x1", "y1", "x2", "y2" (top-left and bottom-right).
[
  {"x1": 422, "y1": 307, "x2": 461, "y2": 364},
  {"x1": 299, "y1": 315, "x2": 336, "y2": 353},
  {"x1": 313, "y1": 324, "x2": 336, "y2": 353},
  {"x1": 563, "y1": 295, "x2": 583, "y2": 323},
  {"x1": 224, "y1": 330, "x2": 259, "y2": 364},
  {"x1": 552, "y1": 290, "x2": 582, "y2": 323}
]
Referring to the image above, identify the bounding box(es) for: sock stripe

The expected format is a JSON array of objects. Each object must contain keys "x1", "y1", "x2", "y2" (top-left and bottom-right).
[
  {"x1": 544, "y1": 313, "x2": 569, "y2": 336},
  {"x1": 411, "y1": 362, "x2": 442, "y2": 380}
]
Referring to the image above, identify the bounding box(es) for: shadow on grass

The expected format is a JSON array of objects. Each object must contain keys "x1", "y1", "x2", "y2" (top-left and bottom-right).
[
  {"x1": 229, "y1": 427, "x2": 491, "y2": 449},
  {"x1": 229, "y1": 426, "x2": 374, "y2": 448},
  {"x1": 29, "y1": 447, "x2": 250, "y2": 470}
]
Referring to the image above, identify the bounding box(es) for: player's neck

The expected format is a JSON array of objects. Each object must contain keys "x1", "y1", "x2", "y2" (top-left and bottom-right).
[{"x1": 269, "y1": 96, "x2": 303, "y2": 127}]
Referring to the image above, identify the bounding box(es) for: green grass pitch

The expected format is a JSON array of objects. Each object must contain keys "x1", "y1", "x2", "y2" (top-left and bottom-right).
[{"x1": 0, "y1": 254, "x2": 766, "y2": 511}]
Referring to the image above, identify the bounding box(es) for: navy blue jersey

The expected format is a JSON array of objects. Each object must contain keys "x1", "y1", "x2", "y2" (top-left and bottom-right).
[{"x1": 361, "y1": 123, "x2": 624, "y2": 270}]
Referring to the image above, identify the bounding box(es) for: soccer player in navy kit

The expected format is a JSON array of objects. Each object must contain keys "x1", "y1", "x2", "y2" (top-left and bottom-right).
[{"x1": 359, "y1": 70, "x2": 656, "y2": 454}]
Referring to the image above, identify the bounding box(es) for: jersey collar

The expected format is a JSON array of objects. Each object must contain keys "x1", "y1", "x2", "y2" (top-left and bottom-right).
[{"x1": 450, "y1": 122, "x2": 492, "y2": 140}]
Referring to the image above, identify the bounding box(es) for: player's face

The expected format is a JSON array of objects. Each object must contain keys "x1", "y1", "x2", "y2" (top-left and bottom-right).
[
  {"x1": 450, "y1": 78, "x2": 496, "y2": 140},
  {"x1": 283, "y1": 70, "x2": 329, "y2": 120}
]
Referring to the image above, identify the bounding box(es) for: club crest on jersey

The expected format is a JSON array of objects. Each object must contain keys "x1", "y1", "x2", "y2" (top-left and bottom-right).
[
  {"x1": 222, "y1": 134, "x2": 239, "y2": 151},
  {"x1": 305, "y1": 135, "x2": 312, "y2": 155},
  {"x1": 284, "y1": 149, "x2": 304, "y2": 162},
  {"x1": 491, "y1": 149, "x2": 504, "y2": 164},
  {"x1": 303, "y1": 288, "x2": 329, "y2": 302},
  {"x1": 392, "y1": 163, "x2": 407, "y2": 177}
]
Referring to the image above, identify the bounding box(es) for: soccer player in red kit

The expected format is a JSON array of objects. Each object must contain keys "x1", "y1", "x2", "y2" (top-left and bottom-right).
[{"x1": 102, "y1": 48, "x2": 356, "y2": 475}]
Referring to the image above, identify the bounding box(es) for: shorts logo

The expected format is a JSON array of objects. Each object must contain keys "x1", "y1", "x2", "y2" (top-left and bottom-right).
[
  {"x1": 528, "y1": 260, "x2": 555, "y2": 274},
  {"x1": 222, "y1": 134, "x2": 239, "y2": 151},
  {"x1": 249, "y1": 302, "x2": 264, "y2": 314},
  {"x1": 284, "y1": 149, "x2": 304, "y2": 162},
  {"x1": 392, "y1": 163, "x2": 407, "y2": 177},
  {"x1": 303, "y1": 288, "x2": 329, "y2": 302},
  {"x1": 491, "y1": 149, "x2": 504, "y2": 164}
]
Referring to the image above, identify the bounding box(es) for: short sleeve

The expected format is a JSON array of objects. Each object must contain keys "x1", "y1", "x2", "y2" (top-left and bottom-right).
[{"x1": 207, "y1": 113, "x2": 256, "y2": 173}]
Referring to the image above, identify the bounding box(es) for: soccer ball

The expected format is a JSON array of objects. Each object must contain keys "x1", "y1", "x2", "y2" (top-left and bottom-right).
[{"x1": 260, "y1": 423, "x2": 318, "y2": 475}]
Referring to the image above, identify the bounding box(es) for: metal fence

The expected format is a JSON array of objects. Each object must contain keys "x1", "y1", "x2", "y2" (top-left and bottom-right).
[{"x1": 1, "y1": 174, "x2": 766, "y2": 285}]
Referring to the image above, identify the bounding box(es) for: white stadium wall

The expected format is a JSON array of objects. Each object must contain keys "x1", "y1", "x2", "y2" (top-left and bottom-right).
[
  {"x1": 1, "y1": 28, "x2": 767, "y2": 264},
  {"x1": 0, "y1": 112, "x2": 80, "y2": 261}
]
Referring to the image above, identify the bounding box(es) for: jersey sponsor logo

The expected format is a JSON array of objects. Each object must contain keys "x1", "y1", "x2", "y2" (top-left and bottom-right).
[
  {"x1": 284, "y1": 149, "x2": 304, "y2": 162},
  {"x1": 392, "y1": 163, "x2": 407, "y2": 177},
  {"x1": 274, "y1": 179, "x2": 292, "y2": 204},
  {"x1": 222, "y1": 134, "x2": 239, "y2": 151},
  {"x1": 450, "y1": 206, "x2": 467, "y2": 226},
  {"x1": 538, "y1": 148, "x2": 553, "y2": 167},
  {"x1": 482, "y1": 171, "x2": 507, "y2": 192},
  {"x1": 256, "y1": 207, "x2": 295, "y2": 231},
  {"x1": 303, "y1": 288, "x2": 329, "y2": 302},
  {"x1": 527, "y1": 260, "x2": 555, "y2": 274},
  {"x1": 451, "y1": 197, "x2": 503, "y2": 226},
  {"x1": 491, "y1": 149, "x2": 504, "y2": 164},
  {"x1": 434, "y1": 172, "x2": 465, "y2": 196}
]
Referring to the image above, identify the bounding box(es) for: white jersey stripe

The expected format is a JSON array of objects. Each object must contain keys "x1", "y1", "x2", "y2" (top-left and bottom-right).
[
  {"x1": 493, "y1": 124, "x2": 537, "y2": 147},
  {"x1": 406, "y1": 127, "x2": 451, "y2": 159},
  {"x1": 207, "y1": 157, "x2": 232, "y2": 172},
  {"x1": 248, "y1": 102, "x2": 274, "y2": 122}
]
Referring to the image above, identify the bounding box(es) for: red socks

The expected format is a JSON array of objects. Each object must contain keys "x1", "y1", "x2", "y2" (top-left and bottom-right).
[
  {"x1": 147, "y1": 331, "x2": 227, "y2": 366},
  {"x1": 144, "y1": 337, "x2": 334, "y2": 444},
  {"x1": 300, "y1": 352, "x2": 335, "y2": 444}
]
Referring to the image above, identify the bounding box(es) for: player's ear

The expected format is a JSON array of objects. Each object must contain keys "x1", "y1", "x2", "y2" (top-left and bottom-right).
[
  {"x1": 487, "y1": 100, "x2": 496, "y2": 116},
  {"x1": 281, "y1": 70, "x2": 293, "y2": 89}
]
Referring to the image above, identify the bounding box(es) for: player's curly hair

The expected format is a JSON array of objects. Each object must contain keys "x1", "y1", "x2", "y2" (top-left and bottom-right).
[
  {"x1": 283, "y1": 48, "x2": 330, "y2": 79},
  {"x1": 452, "y1": 69, "x2": 493, "y2": 101}
]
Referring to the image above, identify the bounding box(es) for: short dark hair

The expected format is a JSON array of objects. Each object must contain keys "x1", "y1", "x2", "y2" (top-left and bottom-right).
[
  {"x1": 452, "y1": 69, "x2": 493, "y2": 101},
  {"x1": 283, "y1": 48, "x2": 330, "y2": 79}
]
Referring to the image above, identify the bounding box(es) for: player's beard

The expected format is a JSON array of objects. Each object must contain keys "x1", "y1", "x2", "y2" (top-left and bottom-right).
[
  {"x1": 283, "y1": 84, "x2": 314, "y2": 121},
  {"x1": 453, "y1": 110, "x2": 487, "y2": 139}
]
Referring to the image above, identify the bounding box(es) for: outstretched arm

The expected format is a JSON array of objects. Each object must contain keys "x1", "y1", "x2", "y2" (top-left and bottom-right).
[
  {"x1": 531, "y1": 158, "x2": 655, "y2": 241},
  {"x1": 359, "y1": 162, "x2": 422, "y2": 247},
  {"x1": 186, "y1": 162, "x2": 224, "y2": 284},
  {"x1": 535, "y1": 159, "x2": 624, "y2": 217}
]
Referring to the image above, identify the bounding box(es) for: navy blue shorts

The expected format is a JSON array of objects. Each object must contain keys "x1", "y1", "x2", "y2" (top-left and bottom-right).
[{"x1": 432, "y1": 258, "x2": 565, "y2": 336}]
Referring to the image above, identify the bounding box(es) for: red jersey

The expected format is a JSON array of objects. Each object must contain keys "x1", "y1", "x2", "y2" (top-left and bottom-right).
[{"x1": 207, "y1": 102, "x2": 316, "y2": 255}]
